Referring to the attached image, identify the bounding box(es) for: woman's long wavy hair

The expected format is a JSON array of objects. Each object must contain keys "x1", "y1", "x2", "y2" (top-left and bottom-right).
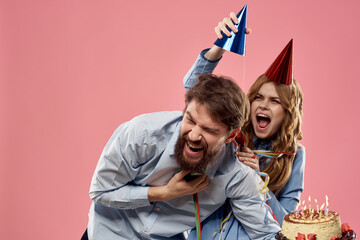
[{"x1": 242, "y1": 74, "x2": 304, "y2": 195}]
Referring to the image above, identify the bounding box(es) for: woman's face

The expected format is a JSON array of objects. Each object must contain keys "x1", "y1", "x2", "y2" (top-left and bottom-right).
[{"x1": 250, "y1": 82, "x2": 285, "y2": 139}]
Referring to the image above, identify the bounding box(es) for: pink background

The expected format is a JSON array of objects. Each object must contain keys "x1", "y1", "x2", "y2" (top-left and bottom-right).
[{"x1": 1, "y1": 0, "x2": 360, "y2": 239}]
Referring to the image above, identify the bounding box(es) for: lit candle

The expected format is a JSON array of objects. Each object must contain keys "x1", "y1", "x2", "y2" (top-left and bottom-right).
[
  {"x1": 308, "y1": 196, "x2": 312, "y2": 211},
  {"x1": 295, "y1": 202, "x2": 301, "y2": 218},
  {"x1": 315, "y1": 198, "x2": 319, "y2": 212},
  {"x1": 319, "y1": 203, "x2": 325, "y2": 218},
  {"x1": 325, "y1": 195, "x2": 329, "y2": 215}
]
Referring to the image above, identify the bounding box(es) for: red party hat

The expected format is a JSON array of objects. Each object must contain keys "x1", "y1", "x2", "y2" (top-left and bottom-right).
[{"x1": 264, "y1": 39, "x2": 293, "y2": 85}]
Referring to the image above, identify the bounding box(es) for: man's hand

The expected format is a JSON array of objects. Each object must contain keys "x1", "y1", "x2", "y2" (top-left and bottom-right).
[{"x1": 148, "y1": 170, "x2": 209, "y2": 202}]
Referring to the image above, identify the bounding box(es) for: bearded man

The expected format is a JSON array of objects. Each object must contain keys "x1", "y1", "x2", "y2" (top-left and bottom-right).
[{"x1": 84, "y1": 74, "x2": 281, "y2": 240}]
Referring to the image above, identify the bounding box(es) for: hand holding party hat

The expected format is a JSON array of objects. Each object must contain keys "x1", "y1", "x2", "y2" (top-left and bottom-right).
[{"x1": 214, "y1": 5, "x2": 247, "y2": 55}]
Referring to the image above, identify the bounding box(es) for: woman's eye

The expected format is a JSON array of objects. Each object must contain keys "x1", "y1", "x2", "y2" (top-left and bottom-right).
[
  {"x1": 272, "y1": 99, "x2": 281, "y2": 104},
  {"x1": 254, "y1": 95, "x2": 261, "y2": 100}
]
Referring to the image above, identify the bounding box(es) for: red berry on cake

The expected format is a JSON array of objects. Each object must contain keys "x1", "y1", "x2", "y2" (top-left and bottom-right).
[
  {"x1": 307, "y1": 233, "x2": 317, "y2": 240},
  {"x1": 295, "y1": 233, "x2": 306, "y2": 240},
  {"x1": 342, "y1": 223, "x2": 353, "y2": 233}
]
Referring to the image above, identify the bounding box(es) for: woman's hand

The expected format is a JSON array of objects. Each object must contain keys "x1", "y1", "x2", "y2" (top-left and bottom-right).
[
  {"x1": 236, "y1": 146, "x2": 259, "y2": 171},
  {"x1": 204, "y1": 11, "x2": 252, "y2": 61},
  {"x1": 215, "y1": 11, "x2": 251, "y2": 39}
]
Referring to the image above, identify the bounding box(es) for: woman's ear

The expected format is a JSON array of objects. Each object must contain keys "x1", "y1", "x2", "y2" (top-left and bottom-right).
[{"x1": 225, "y1": 128, "x2": 241, "y2": 143}]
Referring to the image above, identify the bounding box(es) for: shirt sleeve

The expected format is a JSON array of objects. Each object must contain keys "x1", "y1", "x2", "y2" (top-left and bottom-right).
[
  {"x1": 266, "y1": 145, "x2": 306, "y2": 226},
  {"x1": 88, "y1": 118, "x2": 157, "y2": 209},
  {"x1": 183, "y1": 48, "x2": 221, "y2": 92},
  {"x1": 227, "y1": 165, "x2": 281, "y2": 240}
]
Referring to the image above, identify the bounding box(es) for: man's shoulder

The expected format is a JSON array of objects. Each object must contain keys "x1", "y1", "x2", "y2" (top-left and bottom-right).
[
  {"x1": 131, "y1": 111, "x2": 183, "y2": 124},
  {"x1": 213, "y1": 145, "x2": 252, "y2": 178},
  {"x1": 122, "y1": 111, "x2": 183, "y2": 140}
]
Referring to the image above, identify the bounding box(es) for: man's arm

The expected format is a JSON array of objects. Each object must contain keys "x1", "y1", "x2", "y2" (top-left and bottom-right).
[
  {"x1": 89, "y1": 114, "x2": 210, "y2": 209},
  {"x1": 89, "y1": 121, "x2": 153, "y2": 209},
  {"x1": 148, "y1": 170, "x2": 209, "y2": 202},
  {"x1": 227, "y1": 166, "x2": 281, "y2": 240}
]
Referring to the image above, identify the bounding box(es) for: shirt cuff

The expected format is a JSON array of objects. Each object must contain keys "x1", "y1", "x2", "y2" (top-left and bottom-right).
[
  {"x1": 200, "y1": 48, "x2": 223, "y2": 62},
  {"x1": 129, "y1": 186, "x2": 151, "y2": 208}
]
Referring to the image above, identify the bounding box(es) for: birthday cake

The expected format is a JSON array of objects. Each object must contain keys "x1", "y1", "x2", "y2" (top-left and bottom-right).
[
  {"x1": 277, "y1": 209, "x2": 355, "y2": 240},
  {"x1": 282, "y1": 209, "x2": 341, "y2": 239}
]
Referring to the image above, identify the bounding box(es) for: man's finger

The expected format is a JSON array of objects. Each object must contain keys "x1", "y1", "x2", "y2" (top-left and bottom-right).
[{"x1": 176, "y1": 169, "x2": 191, "y2": 179}]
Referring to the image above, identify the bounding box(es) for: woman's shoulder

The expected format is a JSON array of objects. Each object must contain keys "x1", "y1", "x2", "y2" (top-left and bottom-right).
[
  {"x1": 297, "y1": 142, "x2": 305, "y2": 149},
  {"x1": 293, "y1": 143, "x2": 306, "y2": 164}
]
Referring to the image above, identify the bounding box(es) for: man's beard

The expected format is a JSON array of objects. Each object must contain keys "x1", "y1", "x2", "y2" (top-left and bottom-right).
[{"x1": 174, "y1": 134, "x2": 218, "y2": 173}]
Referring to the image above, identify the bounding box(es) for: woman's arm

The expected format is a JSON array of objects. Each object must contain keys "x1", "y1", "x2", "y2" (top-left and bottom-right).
[
  {"x1": 183, "y1": 47, "x2": 223, "y2": 92},
  {"x1": 266, "y1": 145, "x2": 306, "y2": 226},
  {"x1": 183, "y1": 11, "x2": 250, "y2": 91}
]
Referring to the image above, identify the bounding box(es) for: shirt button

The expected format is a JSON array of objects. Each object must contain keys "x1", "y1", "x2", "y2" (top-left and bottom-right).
[
  {"x1": 144, "y1": 227, "x2": 148, "y2": 232},
  {"x1": 155, "y1": 207, "x2": 160, "y2": 212}
]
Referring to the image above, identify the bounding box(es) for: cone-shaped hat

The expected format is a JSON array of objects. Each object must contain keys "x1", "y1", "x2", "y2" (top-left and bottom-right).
[
  {"x1": 264, "y1": 39, "x2": 293, "y2": 85},
  {"x1": 214, "y1": 5, "x2": 247, "y2": 55}
]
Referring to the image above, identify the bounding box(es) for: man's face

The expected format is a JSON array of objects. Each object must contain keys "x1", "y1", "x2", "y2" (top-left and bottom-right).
[{"x1": 175, "y1": 100, "x2": 235, "y2": 173}]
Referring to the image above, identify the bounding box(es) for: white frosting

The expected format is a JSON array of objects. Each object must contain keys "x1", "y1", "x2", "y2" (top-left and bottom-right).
[{"x1": 282, "y1": 211, "x2": 342, "y2": 240}]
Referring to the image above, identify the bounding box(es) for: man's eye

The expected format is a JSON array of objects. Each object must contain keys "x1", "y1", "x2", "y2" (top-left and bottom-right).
[
  {"x1": 204, "y1": 128, "x2": 218, "y2": 135},
  {"x1": 187, "y1": 118, "x2": 195, "y2": 124}
]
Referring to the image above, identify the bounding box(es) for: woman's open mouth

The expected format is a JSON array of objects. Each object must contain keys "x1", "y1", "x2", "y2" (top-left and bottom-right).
[{"x1": 256, "y1": 113, "x2": 271, "y2": 129}]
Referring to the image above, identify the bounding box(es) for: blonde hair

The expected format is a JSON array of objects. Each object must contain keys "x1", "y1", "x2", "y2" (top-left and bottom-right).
[{"x1": 242, "y1": 74, "x2": 304, "y2": 195}]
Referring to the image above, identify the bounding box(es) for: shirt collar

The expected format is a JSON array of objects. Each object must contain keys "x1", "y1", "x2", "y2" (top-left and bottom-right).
[{"x1": 253, "y1": 136, "x2": 273, "y2": 150}]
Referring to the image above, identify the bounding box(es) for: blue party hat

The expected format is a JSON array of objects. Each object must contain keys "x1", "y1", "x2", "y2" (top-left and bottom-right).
[{"x1": 214, "y1": 5, "x2": 247, "y2": 55}]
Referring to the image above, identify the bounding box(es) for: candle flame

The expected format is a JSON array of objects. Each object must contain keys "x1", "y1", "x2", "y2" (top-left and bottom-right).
[
  {"x1": 315, "y1": 199, "x2": 318, "y2": 204},
  {"x1": 320, "y1": 203, "x2": 325, "y2": 210},
  {"x1": 308, "y1": 196, "x2": 311, "y2": 202}
]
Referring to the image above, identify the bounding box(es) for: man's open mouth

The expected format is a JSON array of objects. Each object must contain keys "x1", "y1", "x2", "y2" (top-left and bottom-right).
[{"x1": 187, "y1": 142, "x2": 204, "y2": 152}]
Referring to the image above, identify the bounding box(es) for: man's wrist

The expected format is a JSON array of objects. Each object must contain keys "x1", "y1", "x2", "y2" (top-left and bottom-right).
[{"x1": 148, "y1": 185, "x2": 169, "y2": 202}]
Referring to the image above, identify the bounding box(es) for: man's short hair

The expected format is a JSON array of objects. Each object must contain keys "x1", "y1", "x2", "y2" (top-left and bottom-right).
[{"x1": 185, "y1": 73, "x2": 250, "y2": 131}]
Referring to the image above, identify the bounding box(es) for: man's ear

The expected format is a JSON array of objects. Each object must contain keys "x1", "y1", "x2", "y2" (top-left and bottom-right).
[{"x1": 225, "y1": 128, "x2": 241, "y2": 143}]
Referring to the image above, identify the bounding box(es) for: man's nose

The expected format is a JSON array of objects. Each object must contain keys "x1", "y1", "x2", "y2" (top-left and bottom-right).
[{"x1": 188, "y1": 125, "x2": 202, "y2": 142}]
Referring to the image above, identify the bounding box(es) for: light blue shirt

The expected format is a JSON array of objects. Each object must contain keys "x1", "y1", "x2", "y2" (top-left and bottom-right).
[
  {"x1": 183, "y1": 49, "x2": 306, "y2": 226},
  {"x1": 254, "y1": 137, "x2": 305, "y2": 226},
  {"x1": 87, "y1": 111, "x2": 280, "y2": 239}
]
